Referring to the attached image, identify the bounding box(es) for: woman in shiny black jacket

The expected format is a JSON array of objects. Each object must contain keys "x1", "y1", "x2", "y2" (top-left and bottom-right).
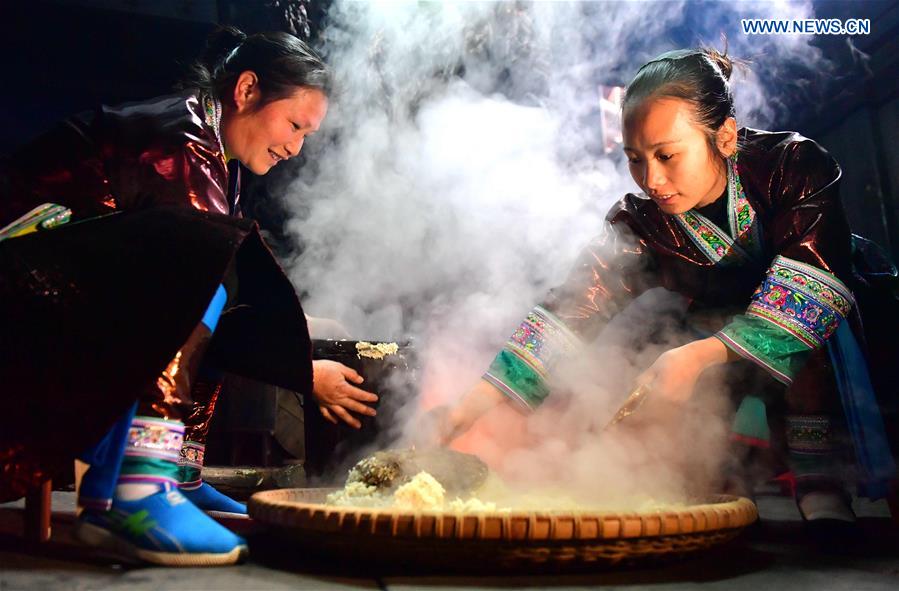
[
  {"x1": 0, "y1": 26, "x2": 373, "y2": 565},
  {"x1": 442, "y1": 48, "x2": 898, "y2": 528}
]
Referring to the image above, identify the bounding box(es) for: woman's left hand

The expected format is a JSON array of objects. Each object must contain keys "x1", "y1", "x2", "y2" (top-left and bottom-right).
[{"x1": 634, "y1": 337, "x2": 733, "y2": 405}]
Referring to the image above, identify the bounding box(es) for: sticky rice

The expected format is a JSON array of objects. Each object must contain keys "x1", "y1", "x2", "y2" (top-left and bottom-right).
[
  {"x1": 394, "y1": 472, "x2": 445, "y2": 510},
  {"x1": 326, "y1": 470, "x2": 501, "y2": 512},
  {"x1": 355, "y1": 341, "x2": 399, "y2": 360}
]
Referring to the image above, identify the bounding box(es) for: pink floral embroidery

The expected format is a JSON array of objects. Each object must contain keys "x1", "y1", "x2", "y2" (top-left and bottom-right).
[
  {"x1": 747, "y1": 256, "x2": 855, "y2": 349},
  {"x1": 802, "y1": 307, "x2": 822, "y2": 323},
  {"x1": 763, "y1": 286, "x2": 788, "y2": 307}
]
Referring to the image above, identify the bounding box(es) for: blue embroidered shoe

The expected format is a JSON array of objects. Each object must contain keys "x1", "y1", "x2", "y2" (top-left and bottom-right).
[
  {"x1": 181, "y1": 481, "x2": 248, "y2": 518},
  {"x1": 74, "y1": 486, "x2": 248, "y2": 566}
]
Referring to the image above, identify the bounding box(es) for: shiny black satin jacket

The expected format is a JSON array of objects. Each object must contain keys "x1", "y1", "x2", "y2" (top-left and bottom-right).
[
  {"x1": 1, "y1": 90, "x2": 239, "y2": 226},
  {"x1": 544, "y1": 128, "x2": 861, "y2": 341},
  {"x1": 0, "y1": 92, "x2": 314, "y2": 503}
]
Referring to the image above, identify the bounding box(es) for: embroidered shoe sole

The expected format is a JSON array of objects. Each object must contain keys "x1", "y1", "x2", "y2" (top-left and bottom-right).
[{"x1": 74, "y1": 520, "x2": 248, "y2": 566}]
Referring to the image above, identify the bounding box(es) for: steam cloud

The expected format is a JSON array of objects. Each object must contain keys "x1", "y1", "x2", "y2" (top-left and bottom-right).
[{"x1": 282, "y1": 1, "x2": 830, "y2": 504}]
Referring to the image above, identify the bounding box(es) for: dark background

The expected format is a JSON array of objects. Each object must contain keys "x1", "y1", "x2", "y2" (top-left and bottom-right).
[
  {"x1": 1, "y1": 0, "x2": 329, "y2": 256},
  {"x1": 2, "y1": 0, "x2": 898, "y2": 261}
]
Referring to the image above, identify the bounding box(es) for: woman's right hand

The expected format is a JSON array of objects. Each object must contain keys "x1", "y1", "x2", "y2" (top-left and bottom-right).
[
  {"x1": 415, "y1": 405, "x2": 457, "y2": 446},
  {"x1": 417, "y1": 380, "x2": 508, "y2": 446}
]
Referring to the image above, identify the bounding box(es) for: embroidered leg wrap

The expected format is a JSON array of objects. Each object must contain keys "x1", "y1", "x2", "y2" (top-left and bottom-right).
[
  {"x1": 178, "y1": 442, "x2": 207, "y2": 490},
  {"x1": 178, "y1": 375, "x2": 223, "y2": 489},
  {"x1": 79, "y1": 285, "x2": 228, "y2": 510},
  {"x1": 78, "y1": 318, "x2": 209, "y2": 509},
  {"x1": 73, "y1": 284, "x2": 247, "y2": 563},
  {"x1": 786, "y1": 415, "x2": 845, "y2": 497},
  {"x1": 119, "y1": 417, "x2": 185, "y2": 487},
  {"x1": 76, "y1": 412, "x2": 247, "y2": 565},
  {"x1": 178, "y1": 372, "x2": 247, "y2": 515},
  {"x1": 176, "y1": 284, "x2": 228, "y2": 489}
]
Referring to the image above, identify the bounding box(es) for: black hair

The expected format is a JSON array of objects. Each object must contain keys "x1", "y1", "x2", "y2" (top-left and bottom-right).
[
  {"x1": 623, "y1": 47, "x2": 742, "y2": 153},
  {"x1": 179, "y1": 26, "x2": 332, "y2": 107}
]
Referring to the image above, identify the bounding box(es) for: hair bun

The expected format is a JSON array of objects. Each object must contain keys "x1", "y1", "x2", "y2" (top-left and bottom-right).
[
  {"x1": 201, "y1": 26, "x2": 247, "y2": 71},
  {"x1": 702, "y1": 47, "x2": 734, "y2": 82}
]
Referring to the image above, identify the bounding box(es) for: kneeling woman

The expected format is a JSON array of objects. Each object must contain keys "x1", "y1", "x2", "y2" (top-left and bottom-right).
[
  {"x1": 441, "y1": 49, "x2": 898, "y2": 524},
  {"x1": 0, "y1": 27, "x2": 375, "y2": 565}
]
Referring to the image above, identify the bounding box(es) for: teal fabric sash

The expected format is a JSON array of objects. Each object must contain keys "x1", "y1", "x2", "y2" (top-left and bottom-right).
[{"x1": 828, "y1": 322, "x2": 896, "y2": 499}]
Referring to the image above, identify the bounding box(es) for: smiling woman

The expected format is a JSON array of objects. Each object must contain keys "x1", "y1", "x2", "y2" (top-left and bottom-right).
[
  {"x1": 222, "y1": 81, "x2": 328, "y2": 174},
  {"x1": 178, "y1": 26, "x2": 331, "y2": 175},
  {"x1": 0, "y1": 26, "x2": 361, "y2": 567}
]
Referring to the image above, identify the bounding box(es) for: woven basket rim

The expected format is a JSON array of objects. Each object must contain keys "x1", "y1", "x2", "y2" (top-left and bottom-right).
[{"x1": 248, "y1": 487, "x2": 758, "y2": 541}]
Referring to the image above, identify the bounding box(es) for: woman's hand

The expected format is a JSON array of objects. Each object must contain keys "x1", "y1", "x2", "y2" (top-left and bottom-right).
[
  {"x1": 634, "y1": 337, "x2": 735, "y2": 405},
  {"x1": 411, "y1": 405, "x2": 455, "y2": 447},
  {"x1": 312, "y1": 359, "x2": 378, "y2": 429},
  {"x1": 415, "y1": 380, "x2": 508, "y2": 446}
]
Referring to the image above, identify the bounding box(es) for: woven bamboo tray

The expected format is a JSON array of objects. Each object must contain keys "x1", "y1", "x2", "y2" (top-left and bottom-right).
[{"x1": 248, "y1": 488, "x2": 758, "y2": 570}]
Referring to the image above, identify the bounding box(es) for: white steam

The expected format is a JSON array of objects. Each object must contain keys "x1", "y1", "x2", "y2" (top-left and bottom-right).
[{"x1": 282, "y1": 1, "x2": 828, "y2": 502}]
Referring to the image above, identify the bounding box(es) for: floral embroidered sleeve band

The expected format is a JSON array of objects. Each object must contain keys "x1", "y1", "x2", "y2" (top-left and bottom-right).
[
  {"x1": 483, "y1": 306, "x2": 582, "y2": 411},
  {"x1": 716, "y1": 255, "x2": 855, "y2": 384}
]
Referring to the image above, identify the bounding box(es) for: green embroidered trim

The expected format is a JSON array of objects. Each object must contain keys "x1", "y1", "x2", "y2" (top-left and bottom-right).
[
  {"x1": 178, "y1": 465, "x2": 202, "y2": 485},
  {"x1": 727, "y1": 155, "x2": 763, "y2": 256},
  {"x1": 484, "y1": 305, "x2": 581, "y2": 410},
  {"x1": 677, "y1": 210, "x2": 749, "y2": 265},
  {"x1": 484, "y1": 349, "x2": 551, "y2": 410},
  {"x1": 0, "y1": 202, "x2": 72, "y2": 241},
  {"x1": 716, "y1": 314, "x2": 812, "y2": 384},
  {"x1": 785, "y1": 415, "x2": 834, "y2": 447},
  {"x1": 119, "y1": 456, "x2": 180, "y2": 481}
]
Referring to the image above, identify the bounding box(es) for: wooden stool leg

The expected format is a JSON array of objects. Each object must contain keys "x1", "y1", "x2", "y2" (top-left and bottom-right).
[
  {"x1": 24, "y1": 479, "x2": 52, "y2": 542},
  {"x1": 74, "y1": 460, "x2": 89, "y2": 517}
]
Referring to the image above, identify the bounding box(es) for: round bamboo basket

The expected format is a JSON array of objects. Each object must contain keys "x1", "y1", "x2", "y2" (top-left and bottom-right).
[{"x1": 248, "y1": 488, "x2": 758, "y2": 570}]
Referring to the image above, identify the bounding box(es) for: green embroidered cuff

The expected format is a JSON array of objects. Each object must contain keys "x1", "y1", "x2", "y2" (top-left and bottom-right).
[
  {"x1": 716, "y1": 314, "x2": 812, "y2": 385},
  {"x1": 746, "y1": 255, "x2": 854, "y2": 348},
  {"x1": 484, "y1": 349, "x2": 551, "y2": 411},
  {"x1": 717, "y1": 256, "x2": 854, "y2": 385},
  {"x1": 483, "y1": 306, "x2": 580, "y2": 411},
  {"x1": 118, "y1": 456, "x2": 181, "y2": 484}
]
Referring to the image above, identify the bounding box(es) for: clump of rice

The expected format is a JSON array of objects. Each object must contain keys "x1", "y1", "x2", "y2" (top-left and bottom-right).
[
  {"x1": 355, "y1": 341, "x2": 399, "y2": 360},
  {"x1": 326, "y1": 470, "x2": 501, "y2": 512},
  {"x1": 325, "y1": 481, "x2": 390, "y2": 507},
  {"x1": 394, "y1": 472, "x2": 445, "y2": 510}
]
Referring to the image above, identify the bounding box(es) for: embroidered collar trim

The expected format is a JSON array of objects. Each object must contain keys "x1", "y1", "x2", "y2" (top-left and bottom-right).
[
  {"x1": 673, "y1": 156, "x2": 763, "y2": 266},
  {"x1": 201, "y1": 93, "x2": 226, "y2": 158}
]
